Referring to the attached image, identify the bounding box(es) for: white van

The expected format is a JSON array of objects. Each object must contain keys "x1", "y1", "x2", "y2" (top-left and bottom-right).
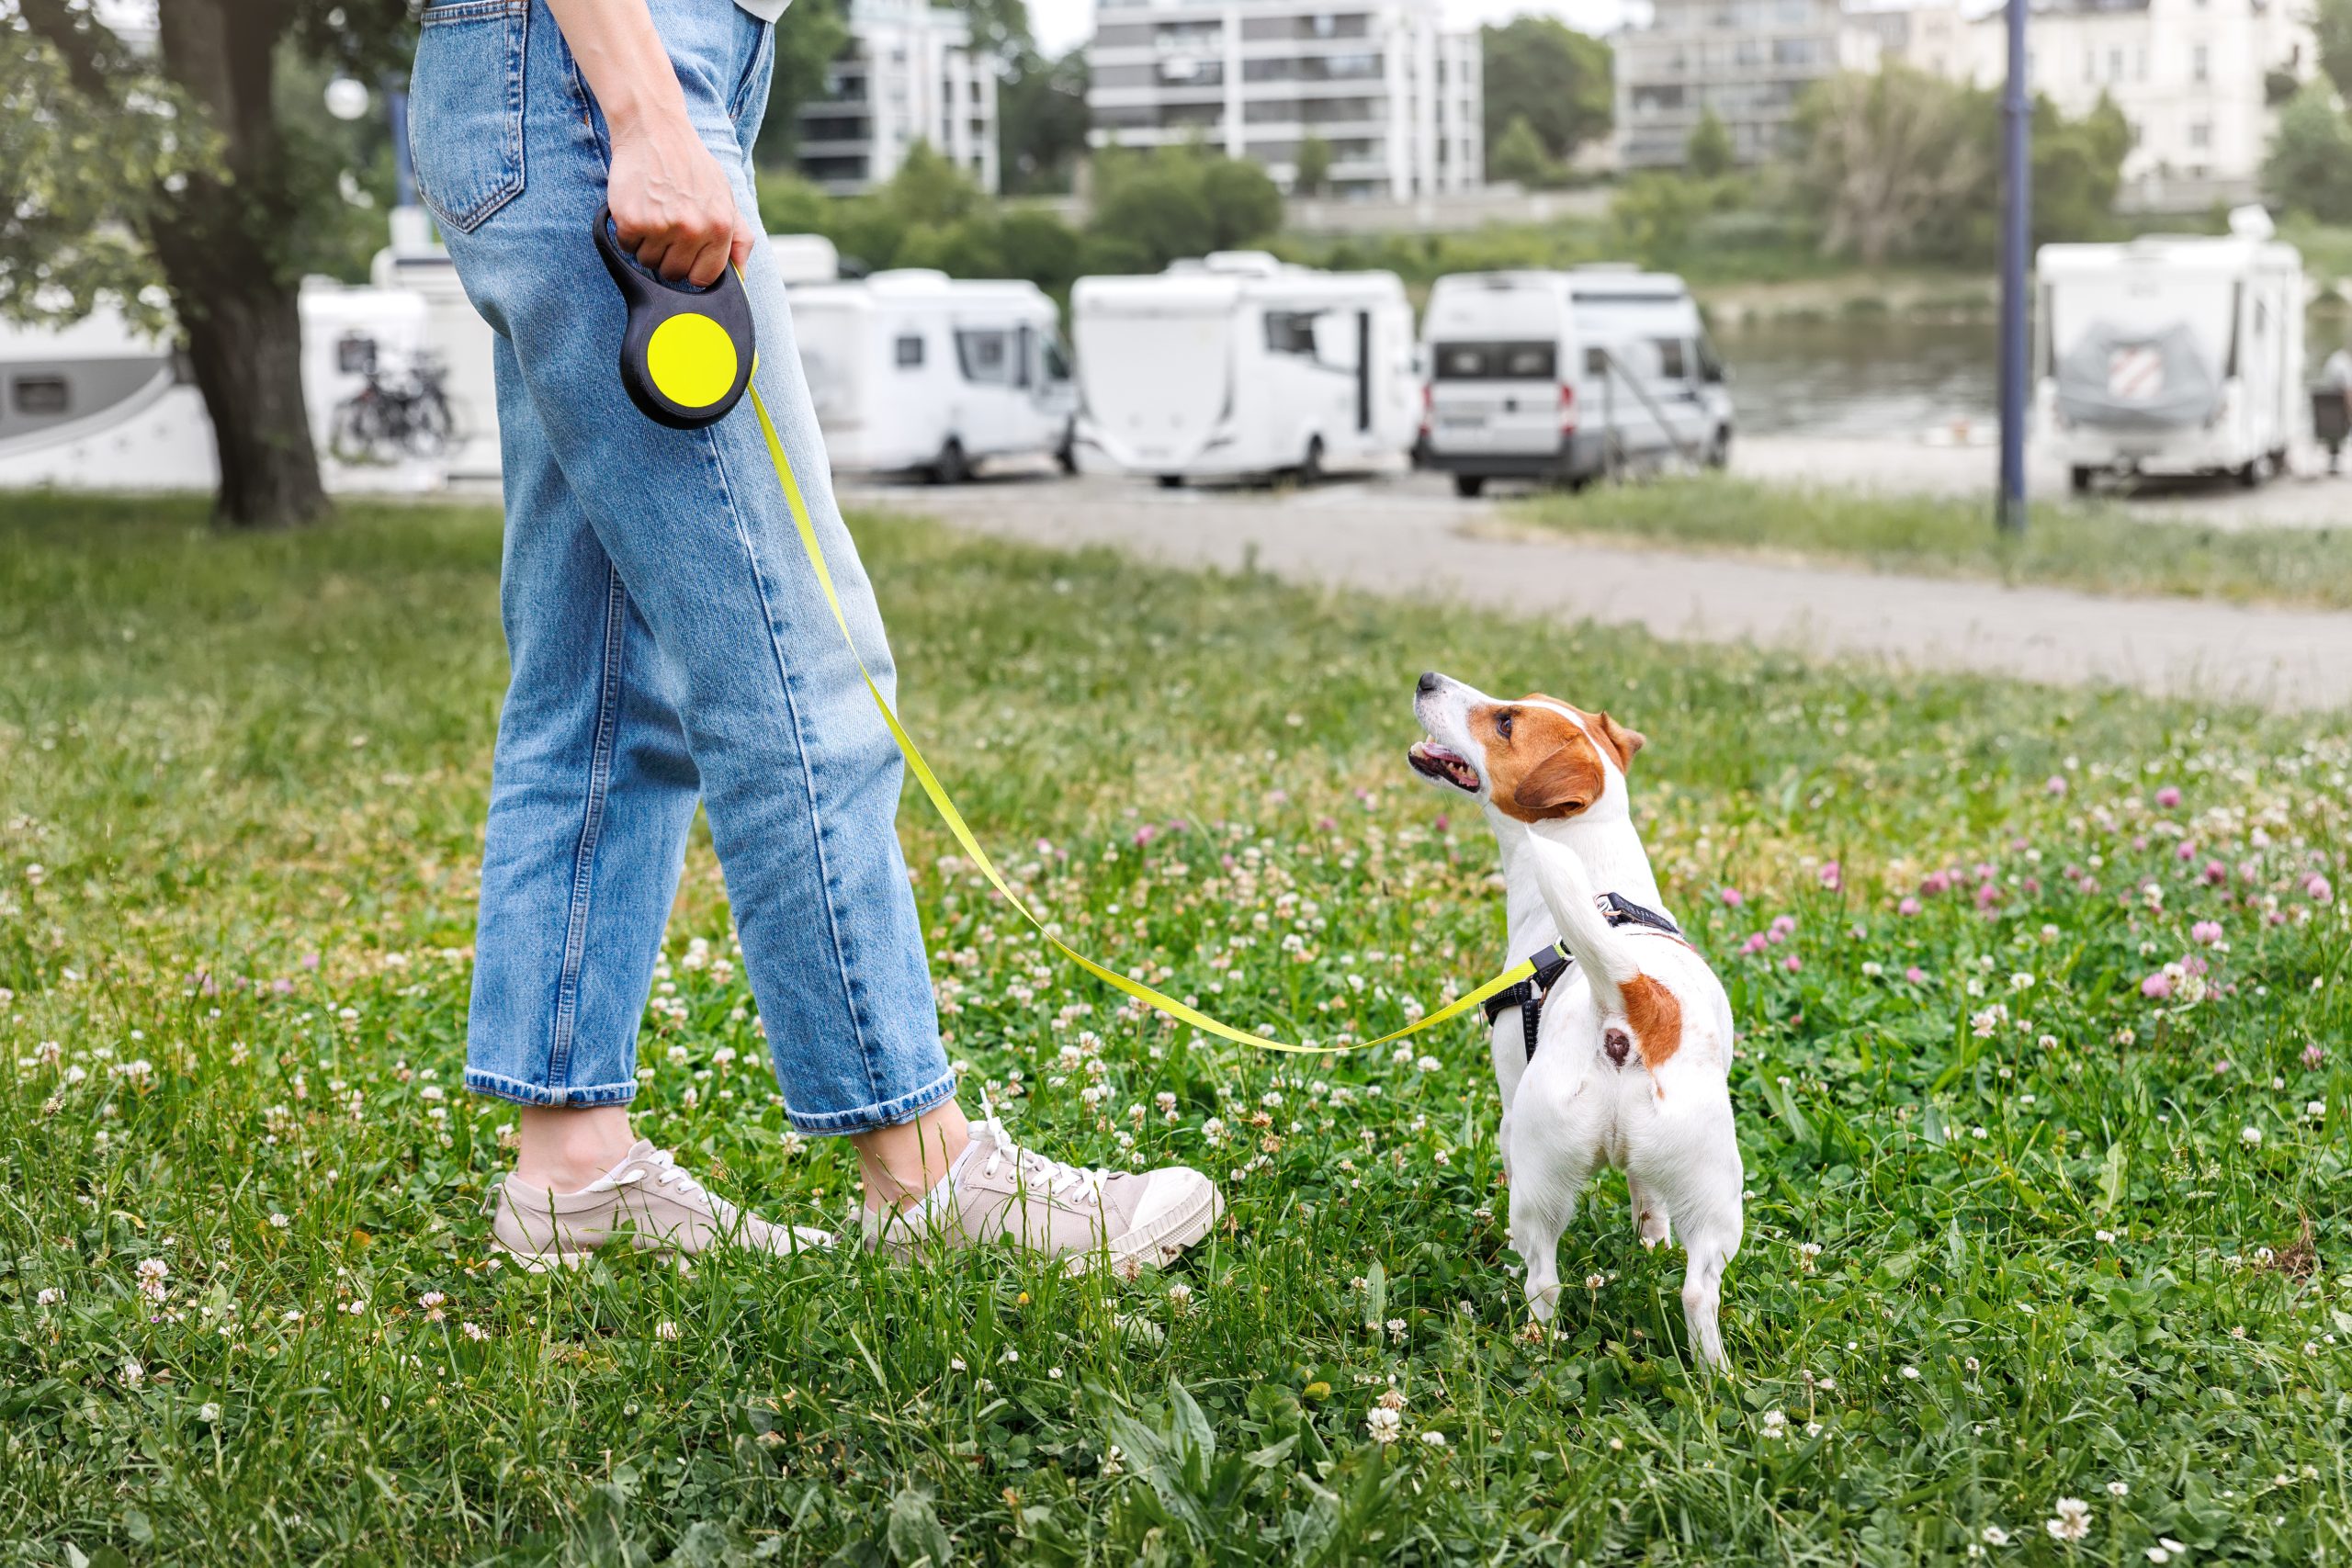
[
  {"x1": 788, "y1": 269, "x2": 1076, "y2": 482},
  {"x1": 1072, "y1": 252, "x2": 1419, "y2": 484},
  {"x1": 2037, "y1": 219, "x2": 2303, "y2": 490},
  {"x1": 1419, "y1": 268, "x2": 1732, "y2": 497}
]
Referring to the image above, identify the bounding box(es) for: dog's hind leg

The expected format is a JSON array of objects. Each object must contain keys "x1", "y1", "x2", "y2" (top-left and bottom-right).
[
  {"x1": 1678, "y1": 1220, "x2": 1737, "y2": 1371},
  {"x1": 1628, "y1": 1175, "x2": 1671, "y2": 1249},
  {"x1": 1506, "y1": 1146, "x2": 1590, "y2": 1324}
]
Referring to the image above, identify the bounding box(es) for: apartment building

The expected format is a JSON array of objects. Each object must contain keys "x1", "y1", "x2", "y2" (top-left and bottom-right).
[
  {"x1": 1614, "y1": 0, "x2": 1875, "y2": 169},
  {"x1": 1892, "y1": 0, "x2": 2312, "y2": 201},
  {"x1": 797, "y1": 0, "x2": 1000, "y2": 195},
  {"x1": 1085, "y1": 0, "x2": 1482, "y2": 200}
]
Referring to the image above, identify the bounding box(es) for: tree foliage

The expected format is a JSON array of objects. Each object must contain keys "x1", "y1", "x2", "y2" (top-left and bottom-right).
[
  {"x1": 999, "y1": 46, "x2": 1091, "y2": 194},
  {"x1": 1487, "y1": 114, "x2": 1563, "y2": 189},
  {"x1": 1293, "y1": 134, "x2": 1333, "y2": 197},
  {"x1": 756, "y1": 140, "x2": 1281, "y2": 294},
  {"x1": 1792, "y1": 66, "x2": 2132, "y2": 265},
  {"x1": 754, "y1": 0, "x2": 850, "y2": 165},
  {"x1": 1479, "y1": 16, "x2": 1610, "y2": 164},
  {"x1": 2263, "y1": 83, "x2": 2352, "y2": 223},
  {"x1": 1685, "y1": 109, "x2": 1736, "y2": 178},
  {"x1": 2314, "y1": 0, "x2": 2352, "y2": 99}
]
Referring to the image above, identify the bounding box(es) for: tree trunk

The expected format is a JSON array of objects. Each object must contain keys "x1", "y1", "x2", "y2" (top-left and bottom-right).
[{"x1": 152, "y1": 0, "x2": 328, "y2": 528}]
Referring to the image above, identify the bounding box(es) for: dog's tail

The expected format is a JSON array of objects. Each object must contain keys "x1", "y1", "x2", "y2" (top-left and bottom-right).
[{"x1": 1525, "y1": 833, "x2": 1646, "y2": 1064}]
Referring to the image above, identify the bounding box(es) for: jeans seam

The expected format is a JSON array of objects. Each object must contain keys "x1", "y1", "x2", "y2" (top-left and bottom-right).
[
  {"x1": 784, "y1": 1067, "x2": 957, "y2": 1135},
  {"x1": 698, "y1": 423, "x2": 884, "y2": 1106},
  {"x1": 546, "y1": 565, "x2": 629, "y2": 1089}
]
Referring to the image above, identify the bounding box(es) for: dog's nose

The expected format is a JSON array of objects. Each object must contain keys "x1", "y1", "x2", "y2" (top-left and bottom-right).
[{"x1": 1417, "y1": 671, "x2": 1442, "y2": 695}]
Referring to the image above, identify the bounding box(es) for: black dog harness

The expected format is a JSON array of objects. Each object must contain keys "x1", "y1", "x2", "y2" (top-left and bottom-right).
[{"x1": 1482, "y1": 893, "x2": 1687, "y2": 1062}]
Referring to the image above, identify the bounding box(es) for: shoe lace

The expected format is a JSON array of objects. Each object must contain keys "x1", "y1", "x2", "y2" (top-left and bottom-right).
[
  {"x1": 628, "y1": 1149, "x2": 736, "y2": 1221},
  {"x1": 974, "y1": 1100, "x2": 1104, "y2": 1203}
]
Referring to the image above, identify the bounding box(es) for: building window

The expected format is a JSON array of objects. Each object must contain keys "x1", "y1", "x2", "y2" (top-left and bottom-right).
[
  {"x1": 895, "y1": 334, "x2": 925, "y2": 369},
  {"x1": 2188, "y1": 120, "x2": 2211, "y2": 148},
  {"x1": 2193, "y1": 43, "x2": 2209, "y2": 82}
]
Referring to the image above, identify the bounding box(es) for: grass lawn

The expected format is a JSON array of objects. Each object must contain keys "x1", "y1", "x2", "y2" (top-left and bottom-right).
[
  {"x1": 5, "y1": 493, "x2": 2350, "y2": 1565},
  {"x1": 1512, "y1": 475, "x2": 2352, "y2": 612}
]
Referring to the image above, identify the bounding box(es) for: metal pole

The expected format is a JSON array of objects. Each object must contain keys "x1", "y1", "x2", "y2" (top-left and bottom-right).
[{"x1": 1996, "y1": 0, "x2": 2031, "y2": 535}]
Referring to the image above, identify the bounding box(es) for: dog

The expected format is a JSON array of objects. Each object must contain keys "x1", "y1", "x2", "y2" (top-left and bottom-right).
[{"x1": 1407, "y1": 671, "x2": 1743, "y2": 1368}]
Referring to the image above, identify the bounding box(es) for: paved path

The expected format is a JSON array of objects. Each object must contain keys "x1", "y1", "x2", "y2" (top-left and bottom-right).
[{"x1": 842, "y1": 469, "x2": 2352, "y2": 713}]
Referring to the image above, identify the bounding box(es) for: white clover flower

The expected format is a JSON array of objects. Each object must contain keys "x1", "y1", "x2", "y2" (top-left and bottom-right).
[
  {"x1": 2045, "y1": 1498, "x2": 2091, "y2": 1542},
  {"x1": 1419, "y1": 1429, "x2": 1446, "y2": 1447},
  {"x1": 655, "y1": 1321, "x2": 679, "y2": 1341},
  {"x1": 37, "y1": 1287, "x2": 62, "y2": 1307},
  {"x1": 1365, "y1": 1407, "x2": 1402, "y2": 1443},
  {"x1": 461, "y1": 1321, "x2": 488, "y2": 1341},
  {"x1": 121, "y1": 1358, "x2": 145, "y2": 1388},
  {"x1": 1759, "y1": 1409, "x2": 1787, "y2": 1438},
  {"x1": 1982, "y1": 1525, "x2": 2010, "y2": 1546},
  {"x1": 2240, "y1": 1125, "x2": 2262, "y2": 1147},
  {"x1": 197, "y1": 1401, "x2": 221, "y2": 1423}
]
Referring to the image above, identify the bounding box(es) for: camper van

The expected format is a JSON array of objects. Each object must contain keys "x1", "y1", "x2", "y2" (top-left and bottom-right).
[
  {"x1": 0, "y1": 282, "x2": 441, "y2": 494},
  {"x1": 1071, "y1": 252, "x2": 1418, "y2": 484},
  {"x1": 2037, "y1": 219, "x2": 2303, "y2": 489},
  {"x1": 1419, "y1": 268, "x2": 1732, "y2": 498},
  {"x1": 787, "y1": 269, "x2": 1075, "y2": 482}
]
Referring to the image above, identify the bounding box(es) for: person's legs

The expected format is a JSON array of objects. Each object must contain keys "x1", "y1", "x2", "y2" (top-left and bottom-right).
[{"x1": 415, "y1": 0, "x2": 1216, "y2": 1262}]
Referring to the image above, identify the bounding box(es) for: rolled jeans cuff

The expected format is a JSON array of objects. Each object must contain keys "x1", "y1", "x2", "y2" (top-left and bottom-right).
[
  {"x1": 465, "y1": 1067, "x2": 639, "y2": 1108},
  {"x1": 786, "y1": 1068, "x2": 957, "y2": 1137}
]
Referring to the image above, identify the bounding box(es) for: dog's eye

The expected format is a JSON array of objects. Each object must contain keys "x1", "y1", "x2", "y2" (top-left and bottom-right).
[{"x1": 1495, "y1": 710, "x2": 1515, "y2": 739}]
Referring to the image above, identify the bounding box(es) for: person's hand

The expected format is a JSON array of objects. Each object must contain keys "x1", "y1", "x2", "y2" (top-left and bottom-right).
[{"x1": 605, "y1": 110, "x2": 757, "y2": 287}]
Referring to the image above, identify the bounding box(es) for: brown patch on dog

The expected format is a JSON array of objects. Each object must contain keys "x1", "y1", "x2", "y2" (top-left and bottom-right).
[
  {"x1": 1578, "y1": 709, "x2": 1645, "y2": 772},
  {"x1": 1476, "y1": 704, "x2": 1607, "y2": 823},
  {"x1": 1622, "y1": 974, "x2": 1683, "y2": 1070}
]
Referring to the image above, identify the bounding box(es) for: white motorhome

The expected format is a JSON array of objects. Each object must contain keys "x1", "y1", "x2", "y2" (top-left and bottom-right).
[
  {"x1": 1419, "y1": 268, "x2": 1732, "y2": 498},
  {"x1": 1072, "y1": 252, "x2": 1418, "y2": 485},
  {"x1": 0, "y1": 281, "x2": 443, "y2": 494},
  {"x1": 787, "y1": 269, "x2": 1075, "y2": 482},
  {"x1": 2037, "y1": 217, "x2": 2303, "y2": 489}
]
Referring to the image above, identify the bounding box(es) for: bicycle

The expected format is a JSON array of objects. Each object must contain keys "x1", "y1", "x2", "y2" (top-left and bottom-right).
[{"x1": 330, "y1": 339, "x2": 458, "y2": 465}]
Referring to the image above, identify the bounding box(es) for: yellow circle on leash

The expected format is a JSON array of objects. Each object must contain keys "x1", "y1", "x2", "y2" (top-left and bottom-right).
[{"x1": 645, "y1": 311, "x2": 739, "y2": 411}]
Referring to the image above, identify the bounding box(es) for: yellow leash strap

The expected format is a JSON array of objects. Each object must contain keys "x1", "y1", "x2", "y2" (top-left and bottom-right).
[{"x1": 745, "y1": 386, "x2": 1541, "y2": 1055}]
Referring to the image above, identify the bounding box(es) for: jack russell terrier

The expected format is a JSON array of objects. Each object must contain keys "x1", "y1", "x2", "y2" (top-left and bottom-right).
[{"x1": 1408, "y1": 671, "x2": 1743, "y2": 1369}]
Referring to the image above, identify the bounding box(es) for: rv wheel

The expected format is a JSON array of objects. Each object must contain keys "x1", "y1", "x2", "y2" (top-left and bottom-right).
[
  {"x1": 1453, "y1": 474, "x2": 1487, "y2": 499},
  {"x1": 1156, "y1": 474, "x2": 1183, "y2": 490},
  {"x1": 930, "y1": 438, "x2": 970, "y2": 485},
  {"x1": 2237, "y1": 454, "x2": 2271, "y2": 489},
  {"x1": 1297, "y1": 435, "x2": 1325, "y2": 486},
  {"x1": 1704, "y1": 427, "x2": 1731, "y2": 469},
  {"x1": 2069, "y1": 466, "x2": 2095, "y2": 494}
]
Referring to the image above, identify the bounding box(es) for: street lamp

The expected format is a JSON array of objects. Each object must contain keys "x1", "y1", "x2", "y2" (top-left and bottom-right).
[{"x1": 1996, "y1": 0, "x2": 2030, "y2": 535}]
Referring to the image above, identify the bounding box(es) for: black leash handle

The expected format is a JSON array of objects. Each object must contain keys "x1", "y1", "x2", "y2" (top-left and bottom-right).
[{"x1": 594, "y1": 204, "x2": 756, "y2": 430}]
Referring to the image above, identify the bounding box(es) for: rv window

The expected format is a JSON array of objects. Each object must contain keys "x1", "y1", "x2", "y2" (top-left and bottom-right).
[
  {"x1": 1655, "y1": 339, "x2": 1689, "y2": 379},
  {"x1": 12, "y1": 376, "x2": 69, "y2": 416},
  {"x1": 336, "y1": 334, "x2": 378, "y2": 376},
  {"x1": 1695, "y1": 336, "x2": 1725, "y2": 384},
  {"x1": 1431, "y1": 341, "x2": 1556, "y2": 380},
  {"x1": 895, "y1": 334, "x2": 924, "y2": 368},
  {"x1": 1263, "y1": 310, "x2": 1320, "y2": 355},
  {"x1": 1041, "y1": 336, "x2": 1071, "y2": 382},
  {"x1": 1584, "y1": 346, "x2": 1609, "y2": 378},
  {"x1": 955, "y1": 329, "x2": 1012, "y2": 384}
]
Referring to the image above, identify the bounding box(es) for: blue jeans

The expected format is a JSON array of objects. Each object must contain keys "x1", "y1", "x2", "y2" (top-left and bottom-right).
[{"x1": 407, "y1": 0, "x2": 955, "y2": 1134}]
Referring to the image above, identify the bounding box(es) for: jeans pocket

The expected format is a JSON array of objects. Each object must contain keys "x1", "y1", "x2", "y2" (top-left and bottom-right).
[
  {"x1": 408, "y1": 0, "x2": 529, "y2": 234},
  {"x1": 728, "y1": 17, "x2": 776, "y2": 126}
]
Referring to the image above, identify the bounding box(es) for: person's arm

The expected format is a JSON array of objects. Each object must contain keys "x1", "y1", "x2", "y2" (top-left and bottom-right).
[{"x1": 545, "y1": 0, "x2": 757, "y2": 286}]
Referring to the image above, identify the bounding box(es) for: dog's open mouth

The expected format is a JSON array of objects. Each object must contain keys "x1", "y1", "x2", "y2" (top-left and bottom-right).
[{"x1": 1408, "y1": 739, "x2": 1480, "y2": 794}]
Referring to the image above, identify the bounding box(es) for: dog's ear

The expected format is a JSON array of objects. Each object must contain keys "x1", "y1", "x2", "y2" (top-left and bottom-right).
[
  {"x1": 1514, "y1": 739, "x2": 1605, "y2": 818},
  {"x1": 1591, "y1": 712, "x2": 1645, "y2": 772}
]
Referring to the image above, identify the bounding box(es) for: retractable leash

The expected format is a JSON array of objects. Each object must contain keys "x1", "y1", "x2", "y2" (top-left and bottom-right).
[{"x1": 596, "y1": 208, "x2": 1552, "y2": 1055}]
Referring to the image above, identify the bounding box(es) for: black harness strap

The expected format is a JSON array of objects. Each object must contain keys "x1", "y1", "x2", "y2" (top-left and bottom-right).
[{"x1": 1481, "y1": 893, "x2": 1685, "y2": 1062}]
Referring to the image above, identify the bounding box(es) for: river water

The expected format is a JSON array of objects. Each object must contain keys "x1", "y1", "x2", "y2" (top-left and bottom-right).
[{"x1": 1717, "y1": 309, "x2": 2352, "y2": 441}]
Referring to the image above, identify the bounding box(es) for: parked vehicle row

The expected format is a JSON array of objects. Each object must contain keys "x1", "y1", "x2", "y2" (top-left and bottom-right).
[{"x1": 0, "y1": 234, "x2": 1732, "y2": 498}]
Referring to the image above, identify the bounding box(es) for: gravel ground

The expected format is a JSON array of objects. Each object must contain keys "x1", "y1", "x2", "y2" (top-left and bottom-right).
[{"x1": 841, "y1": 458, "x2": 2352, "y2": 712}]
